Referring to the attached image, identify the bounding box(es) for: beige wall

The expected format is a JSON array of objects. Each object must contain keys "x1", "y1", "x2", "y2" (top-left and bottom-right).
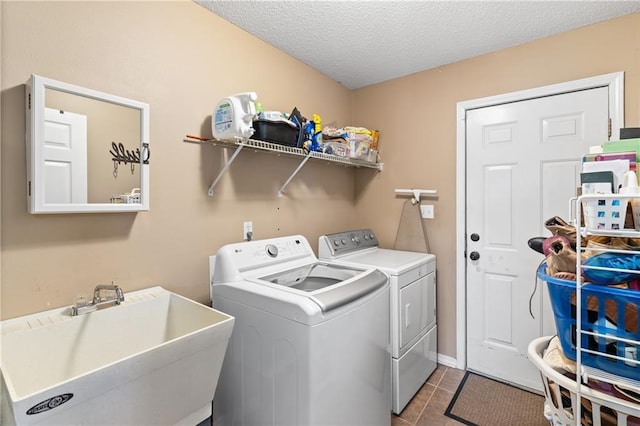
[
  {"x1": 1, "y1": 1, "x2": 355, "y2": 319},
  {"x1": 352, "y1": 13, "x2": 640, "y2": 358},
  {"x1": 2, "y1": 1, "x2": 639, "y2": 362}
]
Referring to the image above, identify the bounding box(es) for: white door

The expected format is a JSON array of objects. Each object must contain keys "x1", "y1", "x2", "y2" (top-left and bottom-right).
[
  {"x1": 43, "y1": 107, "x2": 88, "y2": 204},
  {"x1": 466, "y1": 87, "x2": 610, "y2": 390}
]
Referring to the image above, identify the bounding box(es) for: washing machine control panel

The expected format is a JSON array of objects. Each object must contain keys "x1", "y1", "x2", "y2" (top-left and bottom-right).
[
  {"x1": 219, "y1": 235, "x2": 314, "y2": 272},
  {"x1": 321, "y1": 229, "x2": 378, "y2": 256},
  {"x1": 265, "y1": 244, "x2": 279, "y2": 258},
  {"x1": 255, "y1": 238, "x2": 309, "y2": 261}
]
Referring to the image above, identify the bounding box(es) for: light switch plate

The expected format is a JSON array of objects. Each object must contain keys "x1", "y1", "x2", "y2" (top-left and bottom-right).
[{"x1": 420, "y1": 205, "x2": 434, "y2": 219}]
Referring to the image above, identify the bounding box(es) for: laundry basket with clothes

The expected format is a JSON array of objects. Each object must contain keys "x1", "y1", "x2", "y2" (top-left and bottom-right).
[
  {"x1": 529, "y1": 336, "x2": 640, "y2": 426},
  {"x1": 529, "y1": 216, "x2": 640, "y2": 380}
]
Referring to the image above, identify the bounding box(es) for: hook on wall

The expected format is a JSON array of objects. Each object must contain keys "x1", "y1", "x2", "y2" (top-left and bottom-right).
[
  {"x1": 110, "y1": 142, "x2": 150, "y2": 178},
  {"x1": 394, "y1": 188, "x2": 438, "y2": 204},
  {"x1": 109, "y1": 141, "x2": 150, "y2": 167}
]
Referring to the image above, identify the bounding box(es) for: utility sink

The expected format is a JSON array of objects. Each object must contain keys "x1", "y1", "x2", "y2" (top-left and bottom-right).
[{"x1": 0, "y1": 286, "x2": 234, "y2": 425}]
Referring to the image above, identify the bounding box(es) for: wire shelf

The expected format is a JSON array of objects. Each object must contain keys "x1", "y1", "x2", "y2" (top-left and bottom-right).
[{"x1": 184, "y1": 136, "x2": 383, "y2": 196}]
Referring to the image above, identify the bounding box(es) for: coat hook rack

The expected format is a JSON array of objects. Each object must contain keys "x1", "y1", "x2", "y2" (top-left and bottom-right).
[
  {"x1": 109, "y1": 141, "x2": 150, "y2": 166},
  {"x1": 394, "y1": 188, "x2": 438, "y2": 203}
]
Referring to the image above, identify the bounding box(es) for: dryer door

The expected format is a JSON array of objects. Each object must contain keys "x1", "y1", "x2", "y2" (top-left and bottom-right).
[{"x1": 399, "y1": 272, "x2": 436, "y2": 349}]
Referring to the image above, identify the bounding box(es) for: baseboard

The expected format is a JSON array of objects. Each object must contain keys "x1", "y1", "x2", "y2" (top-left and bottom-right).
[{"x1": 437, "y1": 353, "x2": 458, "y2": 368}]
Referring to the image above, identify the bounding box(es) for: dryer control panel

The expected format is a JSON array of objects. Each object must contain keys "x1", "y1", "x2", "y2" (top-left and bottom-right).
[{"x1": 319, "y1": 229, "x2": 379, "y2": 257}]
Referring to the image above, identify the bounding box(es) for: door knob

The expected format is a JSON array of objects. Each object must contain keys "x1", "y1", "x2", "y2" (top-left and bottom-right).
[
  {"x1": 470, "y1": 233, "x2": 480, "y2": 242},
  {"x1": 469, "y1": 251, "x2": 480, "y2": 261}
]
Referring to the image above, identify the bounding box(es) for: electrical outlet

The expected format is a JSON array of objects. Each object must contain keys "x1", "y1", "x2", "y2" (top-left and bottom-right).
[
  {"x1": 243, "y1": 221, "x2": 253, "y2": 241},
  {"x1": 420, "y1": 205, "x2": 434, "y2": 219}
]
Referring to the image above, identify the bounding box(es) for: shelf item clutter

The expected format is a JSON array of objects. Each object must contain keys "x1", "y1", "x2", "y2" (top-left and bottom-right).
[
  {"x1": 582, "y1": 137, "x2": 640, "y2": 231},
  {"x1": 531, "y1": 134, "x2": 640, "y2": 423},
  {"x1": 188, "y1": 93, "x2": 384, "y2": 197},
  {"x1": 211, "y1": 92, "x2": 380, "y2": 165},
  {"x1": 536, "y1": 207, "x2": 640, "y2": 423}
]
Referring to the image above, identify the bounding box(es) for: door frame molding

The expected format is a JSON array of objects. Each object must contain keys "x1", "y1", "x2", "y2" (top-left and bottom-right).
[{"x1": 455, "y1": 72, "x2": 624, "y2": 369}]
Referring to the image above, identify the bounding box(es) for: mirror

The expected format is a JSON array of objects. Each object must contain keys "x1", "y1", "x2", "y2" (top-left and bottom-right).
[{"x1": 26, "y1": 74, "x2": 150, "y2": 213}]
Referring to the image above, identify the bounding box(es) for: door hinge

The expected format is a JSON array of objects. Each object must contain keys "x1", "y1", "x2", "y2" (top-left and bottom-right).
[
  {"x1": 608, "y1": 118, "x2": 612, "y2": 138},
  {"x1": 28, "y1": 93, "x2": 31, "y2": 110}
]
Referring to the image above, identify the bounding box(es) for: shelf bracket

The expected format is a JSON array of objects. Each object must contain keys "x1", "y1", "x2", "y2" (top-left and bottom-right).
[
  {"x1": 208, "y1": 144, "x2": 244, "y2": 197},
  {"x1": 278, "y1": 153, "x2": 312, "y2": 197}
]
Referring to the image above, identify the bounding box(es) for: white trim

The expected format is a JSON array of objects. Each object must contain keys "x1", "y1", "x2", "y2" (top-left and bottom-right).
[
  {"x1": 455, "y1": 72, "x2": 624, "y2": 370},
  {"x1": 436, "y1": 353, "x2": 457, "y2": 369}
]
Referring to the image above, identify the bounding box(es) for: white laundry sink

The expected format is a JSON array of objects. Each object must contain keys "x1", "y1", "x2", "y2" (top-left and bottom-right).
[{"x1": 0, "y1": 286, "x2": 234, "y2": 425}]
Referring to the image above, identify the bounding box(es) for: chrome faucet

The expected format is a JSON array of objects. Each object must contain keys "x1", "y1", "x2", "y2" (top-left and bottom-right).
[{"x1": 71, "y1": 284, "x2": 125, "y2": 316}]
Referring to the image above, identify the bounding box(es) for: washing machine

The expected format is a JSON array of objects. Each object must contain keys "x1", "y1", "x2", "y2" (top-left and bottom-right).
[
  {"x1": 210, "y1": 235, "x2": 391, "y2": 426},
  {"x1": 318, "y1": 229, "x2": 437, "y2": 414}
]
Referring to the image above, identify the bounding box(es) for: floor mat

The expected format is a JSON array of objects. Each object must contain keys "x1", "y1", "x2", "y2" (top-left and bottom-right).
[{"x1": 444, "y1": 371, "x2": 548, "y2": 425}]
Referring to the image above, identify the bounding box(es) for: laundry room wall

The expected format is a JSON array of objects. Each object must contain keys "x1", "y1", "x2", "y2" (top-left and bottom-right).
[
  {"x1": 0, "y1": 1, "x2": 356, "y2": 319},
  {"x1": 351, "y1": 13, "x2": 640, "y2": 360},
  {"x1": 3, "y1": 2, "x2": 639, "y2": 367}
]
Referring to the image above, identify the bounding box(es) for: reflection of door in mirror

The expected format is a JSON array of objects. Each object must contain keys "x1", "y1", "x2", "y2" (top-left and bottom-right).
[
  {"x1": 46, "y1": 89, "x2": 140, "y2": 203},
  {"x1": 27, "y1": 74, "x2": 150, "y2": 214},
  {"x1": 44, "y1": 108, "x2": 88, "y2": 203}
]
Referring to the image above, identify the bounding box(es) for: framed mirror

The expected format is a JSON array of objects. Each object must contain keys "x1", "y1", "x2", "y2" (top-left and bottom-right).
[{"x1": 25, "y1": 74, "x2": 150, "y2": 213}]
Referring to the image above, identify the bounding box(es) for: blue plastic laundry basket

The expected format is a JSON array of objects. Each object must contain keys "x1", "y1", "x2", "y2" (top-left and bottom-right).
[{"x1": 538, "y1": 263, "x2": 640, "y2": 381}]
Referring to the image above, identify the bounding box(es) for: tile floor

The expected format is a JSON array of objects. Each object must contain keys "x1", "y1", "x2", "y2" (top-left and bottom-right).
[{"x1": 392, "y1": 364, "x2": 467, "y2": 426}]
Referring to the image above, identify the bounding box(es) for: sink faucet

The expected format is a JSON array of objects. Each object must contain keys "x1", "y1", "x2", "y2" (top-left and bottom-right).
[{"x1": 71, "y1": 284, "x2": 125, "y2": 316}]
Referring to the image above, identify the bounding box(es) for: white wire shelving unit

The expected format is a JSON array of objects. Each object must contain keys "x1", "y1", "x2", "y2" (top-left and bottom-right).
[
  {"x1": 572, "y1": 194, "x2": 640, "y2": 423},
  {"x1": 184, "y1": 136, "x2": 383, "y2": 197}
]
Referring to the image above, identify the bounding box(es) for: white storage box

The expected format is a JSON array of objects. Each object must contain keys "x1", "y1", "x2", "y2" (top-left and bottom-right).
[{"x1": 582, "y1": 197, "x2": 628, "y2": 230}]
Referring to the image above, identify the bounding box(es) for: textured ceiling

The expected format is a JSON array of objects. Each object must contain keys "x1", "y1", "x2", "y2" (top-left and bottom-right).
[{"x1": 196, "y1": 1, "x2": 640, "y2": 89}]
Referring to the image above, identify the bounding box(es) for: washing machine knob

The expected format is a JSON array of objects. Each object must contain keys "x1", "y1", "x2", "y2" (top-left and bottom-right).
[
  {"x1": 352, "y1": 236, "x2": 360, "y2": 244},
  {"x1": 265, "y1": 244, "x2": 278, "y2": 258},
  {"x1": 334, "y1": 240, "x2": 340, "y2": 247},
  {"x1": 341, "y1": 239, "x2": 346, "y2": 245},
  {"x1": 364, "y1": 235, "x2": 369, "y2": 240}
]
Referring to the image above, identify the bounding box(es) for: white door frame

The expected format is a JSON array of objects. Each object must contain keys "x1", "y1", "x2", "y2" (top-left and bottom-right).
[{"x1": 455, "y1": 72, "x2": 624, "y2": 370}]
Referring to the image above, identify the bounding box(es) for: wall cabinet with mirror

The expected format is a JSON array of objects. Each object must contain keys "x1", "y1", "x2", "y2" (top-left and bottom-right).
[{"x1": 25, "y1": 74, "x2": 150, "y2": 213}]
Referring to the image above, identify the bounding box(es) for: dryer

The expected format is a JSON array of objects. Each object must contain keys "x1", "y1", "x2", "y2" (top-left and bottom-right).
[
  {"x1": 319, "y1": 229, "x2": 436, "y2": 414},
  {"x1": 210, "y1": 235, "x2": 391, "y2": 426}
]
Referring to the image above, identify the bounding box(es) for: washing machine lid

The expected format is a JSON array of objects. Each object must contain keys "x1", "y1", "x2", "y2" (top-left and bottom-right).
[
  {"x1": 251, "y1": 262, "x2": 387, "y2": 312},
  {"x1": 259, "y1": 262, "x2": 360, "y2": 291}
]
